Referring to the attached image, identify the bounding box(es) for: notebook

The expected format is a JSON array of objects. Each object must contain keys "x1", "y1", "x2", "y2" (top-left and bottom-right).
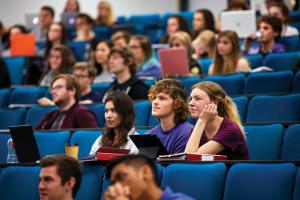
[
  {"x1": 158, "y1": 48, "x2": 190, "y2": 76},
  {"x1": 9, "y1": 125, "x2": 41, "y2": 163},
  {"x1": 220, "y1": 10, "x2": 256, "y2": 38},
  {"x1": 10, "y1": 33, "x2": 36, "y2": 56}
]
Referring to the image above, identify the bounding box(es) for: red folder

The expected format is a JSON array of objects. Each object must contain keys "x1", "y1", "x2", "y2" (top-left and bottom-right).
[
  {"x1": 157, "y1": 153, "x2": 227, "y2": 161},
  {"x1": 96, "y1": 152, "x2": 125, "y2": 161}
]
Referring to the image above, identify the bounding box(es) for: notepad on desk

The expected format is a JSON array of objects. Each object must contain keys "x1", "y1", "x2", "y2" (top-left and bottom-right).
[
  {"x1": 96, "y1": 147, "x2": 130, "y2": 161},
  {"x1": 157, "y1": 153, "x2": 227, "y2": 161}
]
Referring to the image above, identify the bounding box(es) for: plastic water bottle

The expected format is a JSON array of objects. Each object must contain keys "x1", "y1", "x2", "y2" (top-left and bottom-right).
[{"x1": 7, "y1": 138, "x2": 18, "y2": 163}]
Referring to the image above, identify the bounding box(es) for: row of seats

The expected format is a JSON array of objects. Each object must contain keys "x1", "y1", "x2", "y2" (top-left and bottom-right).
[
  {"x1": 0, "y1": 124, "x2": 299, "y2": 163},
  {"x1": 0, "y1": 162, "x2": 299, "y2": 200},
  {"x1": 0, "y1": 70, "x2": 299, "y2": 108},
  {"x1": 0, "y1": 93, "x2": 300, "y2": 130}
]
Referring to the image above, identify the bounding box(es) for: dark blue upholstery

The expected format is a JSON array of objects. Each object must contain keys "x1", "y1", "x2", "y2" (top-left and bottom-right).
[
  {"x1": 204, "y1": 73, "x2": 245, "y2": 96},
  {"x1": 263, "y1": 52, "x2": 299, "y2": 71},
  {"x1": 68, "y1": 41, "x2": 87, "y2": 61},
  {"x1": 134, "y1": 101, "x2": 151, "y2": 126},
  {"x1": 245, "y1": 54, "x2": 263, "y2": 69},
  {"x1": 70, "y1": 130, "x2": 101, "y2": 159},
  {"x1": 0, "y1": 108, "x2": 26, "y2": 129},
  {"x1": 9, "y1": 87, "x2": 46, "y2": 105},
  {"x1": 85, "y1": 103, "x2": 105, "y2": 127},
  {"x1": 198, "y1": 58, "x2": 212, "y2": 75},
  {"x1": 25, "y1": 106, "x2": 57, "y2": 128},
  {"x1": 0, "y1": 89, "x2": 10, "y2": 107},
  {"x1": 245, "y1": 71, "x2": 293, "y2": 95},
  {"x1": 93, "y1": 26, "x2": 111, "y2": 40},
  {"x1": 161, "y1": 163, "x2": 226, "y2": 200},
  {"x1": 0, "y1": 166, "x2": 40, "y2": 200},
  {"x1": 223, "y1": 163, "x2": 296, "y2": 200},
  {"x1": 34, "y1": 131, "x2": 71, "y2": 157},
  {"x1": 293, "y1": 168, "x2": 300, "y2": 200},
  {"x1": 245, "y1": 124, "x2": 283, "y2": 160},
  {"x1": 232, "y1": 96, "x2": 248, "y2": 122},
  {"x1": 0, "y1": 133, "x2": 10, "y2": 163},
  {"x1": 293, "y1": 70, "x2": 300, "y2": 92},
  {"x1": 91, "y1": 82, "x2": 110, "y2": 98},
  {"x1": 4, "y1": 57, "x2": 25, "y2": 85},
  {"x1": 281, "y1": 124, "x2": 300, "y2": 160},
  {"x1": 278, "y1": 36, "x2": 299, "y2": 52},
  {"x1": 178, "y1": 76, "x2": 201, "y2": 93}
]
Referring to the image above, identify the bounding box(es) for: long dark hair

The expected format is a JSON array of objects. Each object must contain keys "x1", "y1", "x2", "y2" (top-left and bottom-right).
[
  {"x1": 193, "y1": 9, "x2": 215, "y2": 39},
  {"x1": 45, "y1": 22, "x2": 67, "y2": 57},
  {"x1": 94, "y1": 40, "x2": 113, "y2": 75},
  {"x1": 100, "y1": 91, "x2": 135, "y2": 148}
]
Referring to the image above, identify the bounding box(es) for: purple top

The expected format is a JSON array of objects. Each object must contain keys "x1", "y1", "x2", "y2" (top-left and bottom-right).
[
  {"x1": 147, "y1": 122, "x2": 194, "y2": 154},
  {"x1": 246, "y1": 42, "x2": 285, "y2": 55},
  {"x1": 199, "y1": 118, "x2": 249, "y2": 160},
  {"x1": 160, "y1": 187, "x2": 195, "y2": 200}
]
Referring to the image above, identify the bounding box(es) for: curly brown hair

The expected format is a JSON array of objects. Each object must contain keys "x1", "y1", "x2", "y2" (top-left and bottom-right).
[{"x1": 148, "y1": 78, "x2": 189, "y2": 124}]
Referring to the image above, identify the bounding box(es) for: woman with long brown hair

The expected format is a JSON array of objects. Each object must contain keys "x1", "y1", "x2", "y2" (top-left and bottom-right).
[{"x1": 90, "y1": 91, "x2": 138, "y2": 154}]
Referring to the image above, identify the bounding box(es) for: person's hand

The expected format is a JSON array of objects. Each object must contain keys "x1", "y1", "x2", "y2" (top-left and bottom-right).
[
  {"x1": 38, "y1": 97, "x2": 55, "y2": 106},
  {"x1": 103, "y1": 183, "x2": 130, "y2": 200},
  {"x1": 199, "y1": 103, "x2": 218, "y2": 123}
]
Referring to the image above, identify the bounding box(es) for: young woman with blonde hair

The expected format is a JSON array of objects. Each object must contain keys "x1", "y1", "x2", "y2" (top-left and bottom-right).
[
  {"x1": 209, "y1": 30, "x2": 250, "y2": 75},
  {"x1": 192, "y1": 30, "x2": 216, "y2": 59},
  {"x1": 95, "y1": 0, "x2": 116, "y2": 26},
  {"x1": 185, "y1": 81, "x2": 249, "y2": 160}
]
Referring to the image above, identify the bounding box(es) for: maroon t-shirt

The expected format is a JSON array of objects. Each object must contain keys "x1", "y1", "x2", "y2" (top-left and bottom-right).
[{"x1": 199, "y1": 118, "x2": 249, "y2": 160}]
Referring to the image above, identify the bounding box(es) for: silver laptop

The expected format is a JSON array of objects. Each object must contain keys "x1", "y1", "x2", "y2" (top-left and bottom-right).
[
  {"x1": 220, "y1": 10, "x2": 256, "y2": 38},
  {"x1": 25, "y1": 13, "x2": 39, "y2": 30},
  {"x1": 61, "y1": 12, "x2": 78, "y2": 29}
]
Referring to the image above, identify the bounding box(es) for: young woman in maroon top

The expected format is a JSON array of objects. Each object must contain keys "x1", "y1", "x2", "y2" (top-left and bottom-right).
[{"x1": 185, "y1": 81, "x2": 249, "y2": 160}]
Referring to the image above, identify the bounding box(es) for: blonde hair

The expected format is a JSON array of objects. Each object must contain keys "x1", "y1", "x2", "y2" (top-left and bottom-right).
[
  {"x1": 193, "y1": 30, "x2": 216, "y2": 58},
  {"x1": 212, "y1": 30, "x2": 243, "y2": 75},
  {"x1": 192, "y1": 81, "x2": 245, "y2": 135},
  {"x1": 95, "y1": 0, "x2": 116, "y2": 26},
  {"x1": 169, "y1": 31, "x2": 193, "y2": 58}
]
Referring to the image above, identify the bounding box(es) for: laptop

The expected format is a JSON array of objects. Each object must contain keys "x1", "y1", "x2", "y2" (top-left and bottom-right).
[
  {"x1": 61, "y1": 12, "x2": 78, "y2": 29},
  {"x1": 25, "y1": 13, "x2": 39, "y2": 30},
  {"x1": 9, "y1": 125, "x2": 41, "y2": 163},
  {"x1": 158, "y1": 48, "x2": 190, "y2": 76},
  {"x1": 10, "y1": 33, "x2": 36, "y2": 57},
  {"x1": 220, "y1": 10, "x2": 256, "y2": 38},
  {"x1": 129, "y1": 134, "x2": 168, "y2": 159}
]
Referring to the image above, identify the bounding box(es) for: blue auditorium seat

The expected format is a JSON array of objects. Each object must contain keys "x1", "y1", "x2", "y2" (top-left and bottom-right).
[
  {"x1": 0, "y1": 133, "x2": 11, "y2": 163},
  {"x1": 68, "y1": 41, "x2": 87, "y2": 61},
  {"x1": 245, "y1": 124, "x2": 283, "y2": 160},
  {"x1": 0, "y1": 108, "x2": 26, "y2": 129},
  {"x1": 278, "y1": 36, "x2": 299, "y2": 52},
  {"x1": 134, "y1": 101, "x2": 151, "y2": 126},
  {"x1": 0, "y1": 89, "x2": 10, "y2": 107},
  {"x1": 232, "y1": 96, "x2": 248, "y2": 122},
  {"x1": 0, "y1": 166, "x2": 40, "y2": 200},
  {"x1": 178, "y1": 76, "x2": 201, "y2": 93},
  {"x1": 223, "y1": 163, "x2": 296, "y2": 200},
  {"x1": 161, "y1": 163, "x2": 226, "y2": 200},
  {"x1": 4, "y1": 57, "x2": 25, "y2": 85},
  {"x1": 70, "y1": 130, "x2": 101, "y2": 158},
  {"x1": 34, "y1": 131, "x2": 71, "y2": 157},
  {"x1": 281, "y1": 124, "x2": 300, "y2": 160},
  {"x1": 91, "y1": 82, "x2": 110, "y2": 98},
  {"x1": 93, "y1": 26, "x2": 111, "y2": 41},
  {"x1": 198, "y1": 58, "x2": 212, "y2": 75},
  {"x1": 76, "y1": 163, "x2": 106, "y2": 200},
  {"x1": 293, "y1": 168, "x2": 300, "y2": 200},
  {"x1": 84, "y1": 103, "x2": 105, "y2": 127},
  {"x1": 245, "y1": 71, "x2": 293, "y2": 95},
  {"x1": 246, "y1": 94, "x2": 300, "y2": 123},
  {"x1": 25, "y1": 106, "x2": 57, "y2": 127},
  {"x1": 263, "y1": 52, "x2": 299, "y2": 71},
  {"x1": 245, "y1": 54, "x2": 263, "y2": 69},
  {"x1": 293, "y1": 70, "x2": 300, "y2": 92},
  {"x1": 204, "y1": 73, "x2": 245, "y2": 96},
  {"x1": 9, "y1": 87, "x2": 46, "y2": 105},
  {"x1": 117, "y1": 16, "x2": 127, "y2": 24}
]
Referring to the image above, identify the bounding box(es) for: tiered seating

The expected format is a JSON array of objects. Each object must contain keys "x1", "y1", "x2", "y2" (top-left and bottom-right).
[
  {"x1": 281, "y1": 124, "x2": 300, "y2": 160},
  {"x1": 263, "y1": 52, "x2": 299, "y2": 71}
]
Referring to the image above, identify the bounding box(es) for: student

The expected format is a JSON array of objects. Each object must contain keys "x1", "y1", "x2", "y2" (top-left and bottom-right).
[
  {"x1": 63, "y1": 0, "x2": 80, "y2": 13},
  {"x1": 209, "y1": 30, "x2": 250, "y2": 75},
  {"x1": 192, "y1": 30, "x2": 216, "y2": 59},
  {"x1": 111, "y1": 31, "x2": 131, "y2": 48},
  {"x1": 129, "y1": 35, "x2": 161, "y2": 78},
  {"x1": 36, "y1": 74, "x2": 98, "y2": 130},
  {"x1": 32, "y1": 6, "x2": 55, "y2": 42},
  {"x1": 93, "y1": 40, "x2": 114, "y2": 83},
  {"x1": 39, "y1": 45, "x2": 75, "y2": 87},
  {"x1": 104, "y1": 155, "x2": 195, "y2": 200},
  {"x1": 267, "y1": 2, "x2": 299, "y2": 36},
  {"x1": 102, "y1": 47, "x2": 148, "y2": 102},
  {"x1": 147, "y1": 78, "x2": 194, "y2": 154},
  {"x1": 169, "y1": 31, "x2": 202, "y2": 75},
  {"x1": 95, "y1": 0, "x2": 116, "y2": 26},
  {"x1": 185, "y1": 81, "x2": 249, "y2": 160},
  {"x1": 90, "y1": 91, "x2": 138, "y2": 155},
  {"x1": 192, "y1": 9, "x2": 215, "y2": 40},
  {"x1": 243, "y1": 15, "x2": 285, "y2": 56},
  {"x1": 39, "y1": 154, "x2": 82, "y2": 200}
]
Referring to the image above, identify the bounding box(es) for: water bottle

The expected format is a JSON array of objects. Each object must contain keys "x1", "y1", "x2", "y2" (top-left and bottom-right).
[{"x1": 7, "y1": 138, "x2": 18, "y2": 163}]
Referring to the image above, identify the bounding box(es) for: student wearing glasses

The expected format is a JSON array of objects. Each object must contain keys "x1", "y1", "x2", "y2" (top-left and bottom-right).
[{"x1": 36, "y1": 74, "x2": 98, "y2": 130}]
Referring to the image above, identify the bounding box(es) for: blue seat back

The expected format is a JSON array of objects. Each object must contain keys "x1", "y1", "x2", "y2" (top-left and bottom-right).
[
  {"x1": 204, "y1": 73, "x2": 245, "y2": 96},
  {"x1": 0, "y1": 89, "x2": 10, "y2": 107},
  {"x1": 93, "y1": 26, "x2": 111, "y2": 40},
  {"x1": 34, "y1": 131, "x2": 71, "y2": 157},
  {"x1": 0, "y1": 108, "x2": 26, "y2": 129},
  {"x1": 4, "y1": 57, "x2": 25, "y2": 85},
  {"x1": 85, "y1": 103, "x2": 105, "y2": 127},
  {"x1": 70, "y1": 130, "x2": 101, "y2": 159},
  {"x1": 293, "y1": 70, "x2": 300, "y2": 92},
  {"x1": 294, "y1": 167, "x2": 300, "y2": 200},
  {"x1": 178, "y1": 76, "x2": 201, "y2": 93},
  {"x1": 134, "y1": 101, "x2": 151, "y2": 126},
  {"x1": 277, "y1": 36, "x2": 299, "y2": 52},
  {"x1": 0, "y1": 133, "x2": 11, "y2": 163},
  {"x1": 9, "y1": 87, "x2": 46, "y2": 105},
  {"x1": 232, "y1": 96, "x2": 248, "y2": 123},
  {"x1": 223, "y1": 163, "x2": 296, "y2": 200},
  {"x1": 68, "y1": 41, "x2": 87, "y2": 61},
  {"x1": 25, "y1": 106, "x2": 57, "y2": 128},
  {"x1": 281, "y1": 124, "x2": 300, "y2": 160},
  {"x1": 0, "y1": 166, "x2": 40, "y2": 200},
  {"x1": 91, "y1": 83, "x2": 110, "y2": 98},
  {"x1": 198, "y1": 58, "x2": 212, "y2": 75},
  {"x1": 263, "y1": 52, "x2": 299, "y2": 71},
  {"x1": 245, "y1": 124, "x2": 283, "y2": 160},
  {"x1": 246, "y1": 94, "x2": 300, "y2": 123},
  {"x1": 245, "y1": 54, "x2": 263, "y2": 69},
  {"x1": 161, "y1": 163, "x2": 226, "y2": 200},
  {"x1": 245, "y1": 71, "x2": 293, "y2": 95}
]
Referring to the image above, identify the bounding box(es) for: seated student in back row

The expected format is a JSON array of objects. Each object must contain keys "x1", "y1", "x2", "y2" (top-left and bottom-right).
[
  {"x1": 185, "y1": 81, "x2": 249, "y2": 160},
  {"x1": 90, "y1": 91, "x2": 138, "y2": 155},
  {"x1": 147, "y1": 78, "x2": 194, "y2": 154}
]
